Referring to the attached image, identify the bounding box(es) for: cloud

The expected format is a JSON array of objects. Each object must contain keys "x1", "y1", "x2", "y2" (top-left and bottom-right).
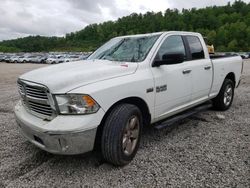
[
  {"x1": 69, "y1": 0, "x2": 115, "y2": 12},
  {"x1": 0, "y1": 0, "x2": 249, "y2": 41},
  {"x1": 167, "y1": 0, "x2": 242, "y2": 9}
]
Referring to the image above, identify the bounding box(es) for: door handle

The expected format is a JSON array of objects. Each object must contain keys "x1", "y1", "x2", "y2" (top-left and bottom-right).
[
  {"x1": 204, "y1": 66, "x2": 211, "y2": 70},
  {"x1": 182, "y1": 69, "x2": 192, "y2": 74}
]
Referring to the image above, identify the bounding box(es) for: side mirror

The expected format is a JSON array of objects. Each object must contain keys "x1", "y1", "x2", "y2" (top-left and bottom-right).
[{"x1": 153, "y1": 53, "x2": 185, "y2": 67}]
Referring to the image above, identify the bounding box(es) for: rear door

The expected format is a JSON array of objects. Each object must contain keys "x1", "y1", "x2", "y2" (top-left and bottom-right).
[
  {"x1": 184, "y1": 35, "x2": 213, "y2": 102},
  {"x1": 151, "y1": 35, "x2": 192, "y2": 120}
]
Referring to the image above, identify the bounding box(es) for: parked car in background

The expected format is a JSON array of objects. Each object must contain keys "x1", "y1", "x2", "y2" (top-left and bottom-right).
[
  {"x1": 79, "y1": 54, "x2": 89, "y2": 60},
  {"x1": 239, "y1": 53, "x2": 248, "y2": 59},
  {"x1": 25, "y1": 55, "x2": 41, "y2": 63},
  {"x1": 46, "y1": 55, "x2": 64, "y2": 64},
  {"x1": 35, "y1": 54, "x2": 48, "y2": 64},
  {"x1": 62, "y1": 55, "x2": 80, "y2": 62},
  {"x1": 3, "y1": 55, "x2": 12, "y2": 63},
  {"x1": 10, "y1": 55, "x2": 22, "y2": 63},
  {"x1": 60, "y1": 55, "x2": 72, "y2": 63},
  {"x1": 1, "y1": 51, "x2": 108, "y2": 64},
  {"x1": 0, "y1": 54, "x2": 5, "y2": 62},
  {"x1": 18, "y1": 55, "x2": 29, "y2": 63}
]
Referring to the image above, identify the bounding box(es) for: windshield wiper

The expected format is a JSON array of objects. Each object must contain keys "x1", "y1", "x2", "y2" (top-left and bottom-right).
[{"x1": 130, "y1": 55, "x2": 136, "y2": 62}]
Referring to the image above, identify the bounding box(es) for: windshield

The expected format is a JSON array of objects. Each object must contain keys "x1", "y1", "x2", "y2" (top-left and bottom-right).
[{"x1": 88, "y1": 34, "x2": 160, "y2": 62}]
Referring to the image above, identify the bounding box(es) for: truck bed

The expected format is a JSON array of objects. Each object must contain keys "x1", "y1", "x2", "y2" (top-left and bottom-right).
[{"x1": 209, "y1": 55, "x2": 243, "y2": 97}]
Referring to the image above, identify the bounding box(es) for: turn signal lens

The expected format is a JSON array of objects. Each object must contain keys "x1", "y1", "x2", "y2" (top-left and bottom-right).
[{"x1": 83, "y1": 95, "x2": 95, "y2": 107}]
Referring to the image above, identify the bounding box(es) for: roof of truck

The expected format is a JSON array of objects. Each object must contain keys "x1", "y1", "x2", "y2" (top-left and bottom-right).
[{"x1": 115, "y1": 31, "x2": 201, "y2": 38}]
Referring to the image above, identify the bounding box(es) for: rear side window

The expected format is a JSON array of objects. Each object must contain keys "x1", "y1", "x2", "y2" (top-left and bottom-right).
[{"x1": 186, "y1": 36, "x2": 205, "y2": 60}]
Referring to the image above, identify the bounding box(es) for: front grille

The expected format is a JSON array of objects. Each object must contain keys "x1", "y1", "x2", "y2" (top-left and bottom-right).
[
  {"x1": 25, "y1": 85, "x2": 48, "y2": 99},
  {"x1": 28, "y1": 101, "x2": 53, "y2": 116},
  {"x1": 17, "y1": 80, "x2": 54, "y2": 119}
]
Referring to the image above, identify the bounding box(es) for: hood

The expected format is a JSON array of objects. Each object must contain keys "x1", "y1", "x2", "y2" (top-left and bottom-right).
[{"x1": 20, "y1": 60, "x2": 138, "y2": 93}]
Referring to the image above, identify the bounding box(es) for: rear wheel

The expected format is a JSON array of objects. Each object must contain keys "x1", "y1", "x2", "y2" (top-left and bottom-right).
[
  {"x1": 101, "y1": 104, "x2": 142, "y2": 166},
  {"x1": 212, "y1": 79, "x2": 234, "y2": 111}
]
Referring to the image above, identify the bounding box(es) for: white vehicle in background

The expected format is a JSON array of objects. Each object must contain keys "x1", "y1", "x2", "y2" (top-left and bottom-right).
[
  {"x1": 46, "y1": 55, "x2": 64, "y2": 64},
  {"x1": 24, "y1": 55, "x2": 37, "y2": 63},
  {"x1": 60, "y1": 55, "x2": 71, "y2": 63},
  {"x1": 15, "y1": 31, "x2": 243, "y2": 166},
  {"x1": 239, "y1": 53, "x2": 248, "y2": 59},
  {"x1": 25, "y1": 55, "x2": 37, "y2": 63},
  {"x1": 34, "y1": 55, "x2": 48, "y2": 64},
  {"x1": 2, "y1": 55, "x2": 12, "y2": 62},
  {"x1": 0, "y1": 54, "x2": 5, "y2": 62},
  {"x1": 63, "y1": 55, "x2": 81, "y2": 62},
  {"x1": 10, "y1": 55, "x2": 23, "y2": 63},
  {"x1": 18, "y1": 55, "x2": 30, "y2": 63},
  {"x1": 79, "y1": 54, "x2": 89, "y2": 60},
  {"x1": 23, "y1": 55, "x2": 46, "y2": 63}
]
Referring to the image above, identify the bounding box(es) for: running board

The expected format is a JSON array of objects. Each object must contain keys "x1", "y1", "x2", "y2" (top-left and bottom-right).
[{"x1": 154, "y1": 102, "x2": 212, "y2": 130}]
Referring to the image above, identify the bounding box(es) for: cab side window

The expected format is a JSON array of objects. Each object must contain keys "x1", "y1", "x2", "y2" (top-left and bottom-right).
[
  {"x1": 156, "y1": 35, "x2": 186, "y2": 61},
  {"x1": 186, "y1": 36, "x2": 205, "y2": 60}
]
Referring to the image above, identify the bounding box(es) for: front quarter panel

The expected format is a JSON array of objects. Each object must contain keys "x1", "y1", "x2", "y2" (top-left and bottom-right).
[{"x1": 69, "y1": 65, "x2": 155, "y2": 121}]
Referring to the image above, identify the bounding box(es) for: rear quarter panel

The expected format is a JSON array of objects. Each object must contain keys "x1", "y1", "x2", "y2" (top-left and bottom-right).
[{"x1": 210, "y1": 56, "x2": 242, "y2": 97}]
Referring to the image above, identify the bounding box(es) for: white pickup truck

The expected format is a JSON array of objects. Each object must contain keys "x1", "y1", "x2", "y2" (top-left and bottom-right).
[{"x1": 14, "y1": 31, "x2": 243, "y2": 166}]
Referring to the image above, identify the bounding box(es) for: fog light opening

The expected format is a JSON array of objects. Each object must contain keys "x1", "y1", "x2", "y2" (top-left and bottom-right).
[
  {"x1": 34, "y1": 135, "x2": 44, "y2": 146},
  {"x1": 58, "y1": 138, "x2": 69, "y2": 151}
]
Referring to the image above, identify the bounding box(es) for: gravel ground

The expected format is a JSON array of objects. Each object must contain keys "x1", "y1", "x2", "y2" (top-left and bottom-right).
[{"x1": 0, "y1": 61, "x2": 249, "y2": 187}]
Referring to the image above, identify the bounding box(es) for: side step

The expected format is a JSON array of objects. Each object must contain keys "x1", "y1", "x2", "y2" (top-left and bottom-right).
[{"x1": 154, "y1": 102, "x2": 212, "y2": 130}]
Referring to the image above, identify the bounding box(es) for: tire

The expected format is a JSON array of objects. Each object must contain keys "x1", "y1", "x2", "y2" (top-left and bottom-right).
[
  {"x1": 212, "y1": 79, "x2": 234, "y2": 111},
  {"x1": 101, "y1": 103, "x2": 142, "y2": 166}
]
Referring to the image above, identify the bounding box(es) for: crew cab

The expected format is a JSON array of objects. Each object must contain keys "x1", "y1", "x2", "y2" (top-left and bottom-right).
[{"x1": 14, "y1": 31, "x2": 243, "y2": 166}]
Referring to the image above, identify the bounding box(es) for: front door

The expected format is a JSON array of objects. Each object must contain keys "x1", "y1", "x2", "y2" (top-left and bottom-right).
[{"x1": 151, "y1": 35, "x2": 192, "y2": 120}]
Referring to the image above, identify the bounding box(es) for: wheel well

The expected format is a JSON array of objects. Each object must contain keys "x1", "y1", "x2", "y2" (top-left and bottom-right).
[
  {"x1": 94, "y1": 97, "x2": 151, "y2": 150},
  {"x1": 225, "y1": 72, "x2": 236, "y2": 87}
]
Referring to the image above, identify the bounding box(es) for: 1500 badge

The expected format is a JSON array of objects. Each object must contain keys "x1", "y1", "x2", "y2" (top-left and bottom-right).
[{"x1": 156, "y1": 85, "x2": 167, "y2": 93}]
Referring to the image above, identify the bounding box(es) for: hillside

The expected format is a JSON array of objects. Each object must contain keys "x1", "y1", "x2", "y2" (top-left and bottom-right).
[{"x1": 0, "y1": 0, "x2": 249, "y2": 52}]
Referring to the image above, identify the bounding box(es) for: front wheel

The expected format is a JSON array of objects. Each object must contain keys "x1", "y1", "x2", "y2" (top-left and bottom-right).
[
  {"x1": 101, "y1": 104, "x2": 142, "y2": 166},
  {"x1": 212, "y1": 79, "x2": 234, "y2": 111}
]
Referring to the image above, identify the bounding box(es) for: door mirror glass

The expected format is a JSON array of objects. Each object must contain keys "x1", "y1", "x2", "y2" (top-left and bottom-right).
[{"x1": 153, "y1": 53, "x2": 185, "y2": 67}]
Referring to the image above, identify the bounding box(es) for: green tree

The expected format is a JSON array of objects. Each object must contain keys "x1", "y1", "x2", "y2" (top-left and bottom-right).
[
  {"x1": 0, "y1": 0, "x2": 249, "y2": 52},
  {"x1": 228, "y1": 40, "x2": 238, "y2": 51}
]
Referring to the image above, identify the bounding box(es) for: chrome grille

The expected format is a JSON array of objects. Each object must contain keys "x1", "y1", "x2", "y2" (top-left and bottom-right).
[
  {"x1": 17, "y1": 80, "x2": 54, "y2": 119},
  {"x1": 25, "y1": 85, "x2": 48, "y2": 99},
  {"x1": 28, "y1": 101, "x2": 53, "y2": 116}
]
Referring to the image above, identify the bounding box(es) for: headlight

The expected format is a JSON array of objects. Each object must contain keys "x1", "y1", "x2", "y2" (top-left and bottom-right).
[{"x1": 55, "y1": 94, "x2": 99, "y2": 114}]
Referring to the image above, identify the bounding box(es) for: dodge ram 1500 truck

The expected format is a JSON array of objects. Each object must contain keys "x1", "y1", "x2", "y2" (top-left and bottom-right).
[{"x1": 14, "y1": 31, "x2": 243, "y2": 166}]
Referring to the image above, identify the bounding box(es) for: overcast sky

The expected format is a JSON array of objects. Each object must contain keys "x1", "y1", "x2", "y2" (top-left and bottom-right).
[{"x1": 0, "y1": 0, "x2": 249, "y2": 41}]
